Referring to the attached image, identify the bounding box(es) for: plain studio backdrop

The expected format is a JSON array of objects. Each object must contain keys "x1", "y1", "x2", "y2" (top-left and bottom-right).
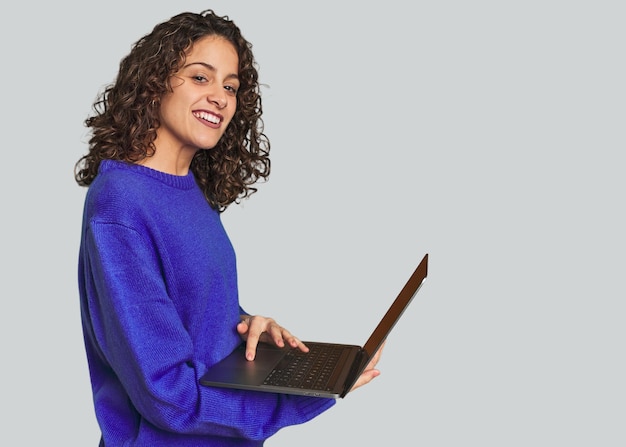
[{"x1": 1, "y1": 1, "x2": 623, "y2": 445}]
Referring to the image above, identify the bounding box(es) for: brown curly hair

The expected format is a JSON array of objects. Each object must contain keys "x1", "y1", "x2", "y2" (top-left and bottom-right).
[{"x1": 74, "y1": 10, "x2": 270, "y2": 211}]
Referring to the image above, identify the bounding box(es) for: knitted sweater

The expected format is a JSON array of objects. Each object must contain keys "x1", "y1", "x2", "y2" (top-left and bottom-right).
[{"x1": 78, "y1": 160, "x2": 335, "y2": 446}]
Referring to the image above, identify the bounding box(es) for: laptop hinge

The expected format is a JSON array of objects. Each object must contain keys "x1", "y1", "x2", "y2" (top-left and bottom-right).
[{"x1": 340, "y1": 348, "x2": 369, "y2": 398}]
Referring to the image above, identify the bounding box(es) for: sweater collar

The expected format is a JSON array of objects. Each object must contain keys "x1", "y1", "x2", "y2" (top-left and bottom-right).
[{"x1": 99, "y1": 160, "x2": 198, "y2": 190}]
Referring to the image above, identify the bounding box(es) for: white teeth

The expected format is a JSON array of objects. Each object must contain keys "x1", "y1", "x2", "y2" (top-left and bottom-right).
[{"x1": 193, "y1": 111, "x2": 220, "y2": 124}]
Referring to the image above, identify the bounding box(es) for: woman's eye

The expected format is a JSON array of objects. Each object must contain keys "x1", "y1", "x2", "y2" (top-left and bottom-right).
[
  {"x1": 193, "y1": 75, "x2": 208, "y2": 82},
  {"x1": 225, "y1": 85, "x2": 238, "y2": 94}
]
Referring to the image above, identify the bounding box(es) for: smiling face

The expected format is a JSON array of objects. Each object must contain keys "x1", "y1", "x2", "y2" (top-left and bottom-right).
[{"x1": 155, "y1": 35, "x2": 240, "y2": 158}]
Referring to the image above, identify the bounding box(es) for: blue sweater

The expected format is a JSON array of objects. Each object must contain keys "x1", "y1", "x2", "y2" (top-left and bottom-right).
[{"x1": 78, "y1": 160, "x2": 335, "y2": 446}]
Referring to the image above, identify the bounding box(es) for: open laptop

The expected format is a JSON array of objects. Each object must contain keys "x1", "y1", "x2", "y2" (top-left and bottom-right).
[{"x1": 200, "y1": 253, "x2": 428, "y2": 398}]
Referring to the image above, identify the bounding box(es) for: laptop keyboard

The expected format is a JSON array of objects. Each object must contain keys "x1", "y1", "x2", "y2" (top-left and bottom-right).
[{"x1": 263, "y1": 343, "x2": 344, "y2": 391}]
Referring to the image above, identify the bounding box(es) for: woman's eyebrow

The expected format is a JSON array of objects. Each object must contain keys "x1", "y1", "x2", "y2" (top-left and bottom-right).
[{"x1": 183, "y1": 62, "x2": 239, "y2": 81}]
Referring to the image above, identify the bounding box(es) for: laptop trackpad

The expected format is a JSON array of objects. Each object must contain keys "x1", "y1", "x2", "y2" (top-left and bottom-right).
[{"x1": 204, "y1": 343, "x2": 287, "y2": 386}]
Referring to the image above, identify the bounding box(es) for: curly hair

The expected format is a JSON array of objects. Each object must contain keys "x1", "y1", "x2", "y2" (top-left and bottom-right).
[{"x1": 74, "y1": 10, "x2": 270, "y2": 211}]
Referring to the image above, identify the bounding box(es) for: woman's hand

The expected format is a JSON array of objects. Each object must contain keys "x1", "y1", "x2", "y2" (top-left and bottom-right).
[
  {"x1": 237, "y1": 315, "x2": 309, "y2": 361},
  {"x1": 350, "y1": 342, "x2": 385, "y2": 392}
]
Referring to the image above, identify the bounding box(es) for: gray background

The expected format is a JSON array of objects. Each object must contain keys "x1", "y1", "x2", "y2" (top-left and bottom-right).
[{"x1": 1, "y1": 1, "x2": 624, "y2": 445}]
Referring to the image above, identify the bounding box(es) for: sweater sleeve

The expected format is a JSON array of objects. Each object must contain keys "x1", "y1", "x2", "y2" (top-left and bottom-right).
[{"x1": 82, "y1": 221, "x2": 335, "y2": 441}]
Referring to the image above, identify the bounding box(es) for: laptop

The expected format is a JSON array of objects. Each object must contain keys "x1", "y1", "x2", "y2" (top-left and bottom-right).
[{"x1": 200, "y1": 253, "x2": 428, "y2": 398}]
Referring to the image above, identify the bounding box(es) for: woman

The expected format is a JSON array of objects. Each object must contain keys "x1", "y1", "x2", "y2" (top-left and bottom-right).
[{"x1": 75, "y1": 10, "x2": 382, "y2": 447}]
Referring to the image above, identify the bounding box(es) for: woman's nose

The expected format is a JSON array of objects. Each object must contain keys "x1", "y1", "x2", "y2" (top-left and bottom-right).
[{"x1": 208, "y1": 88, "x2": 227, "y2": 109}]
